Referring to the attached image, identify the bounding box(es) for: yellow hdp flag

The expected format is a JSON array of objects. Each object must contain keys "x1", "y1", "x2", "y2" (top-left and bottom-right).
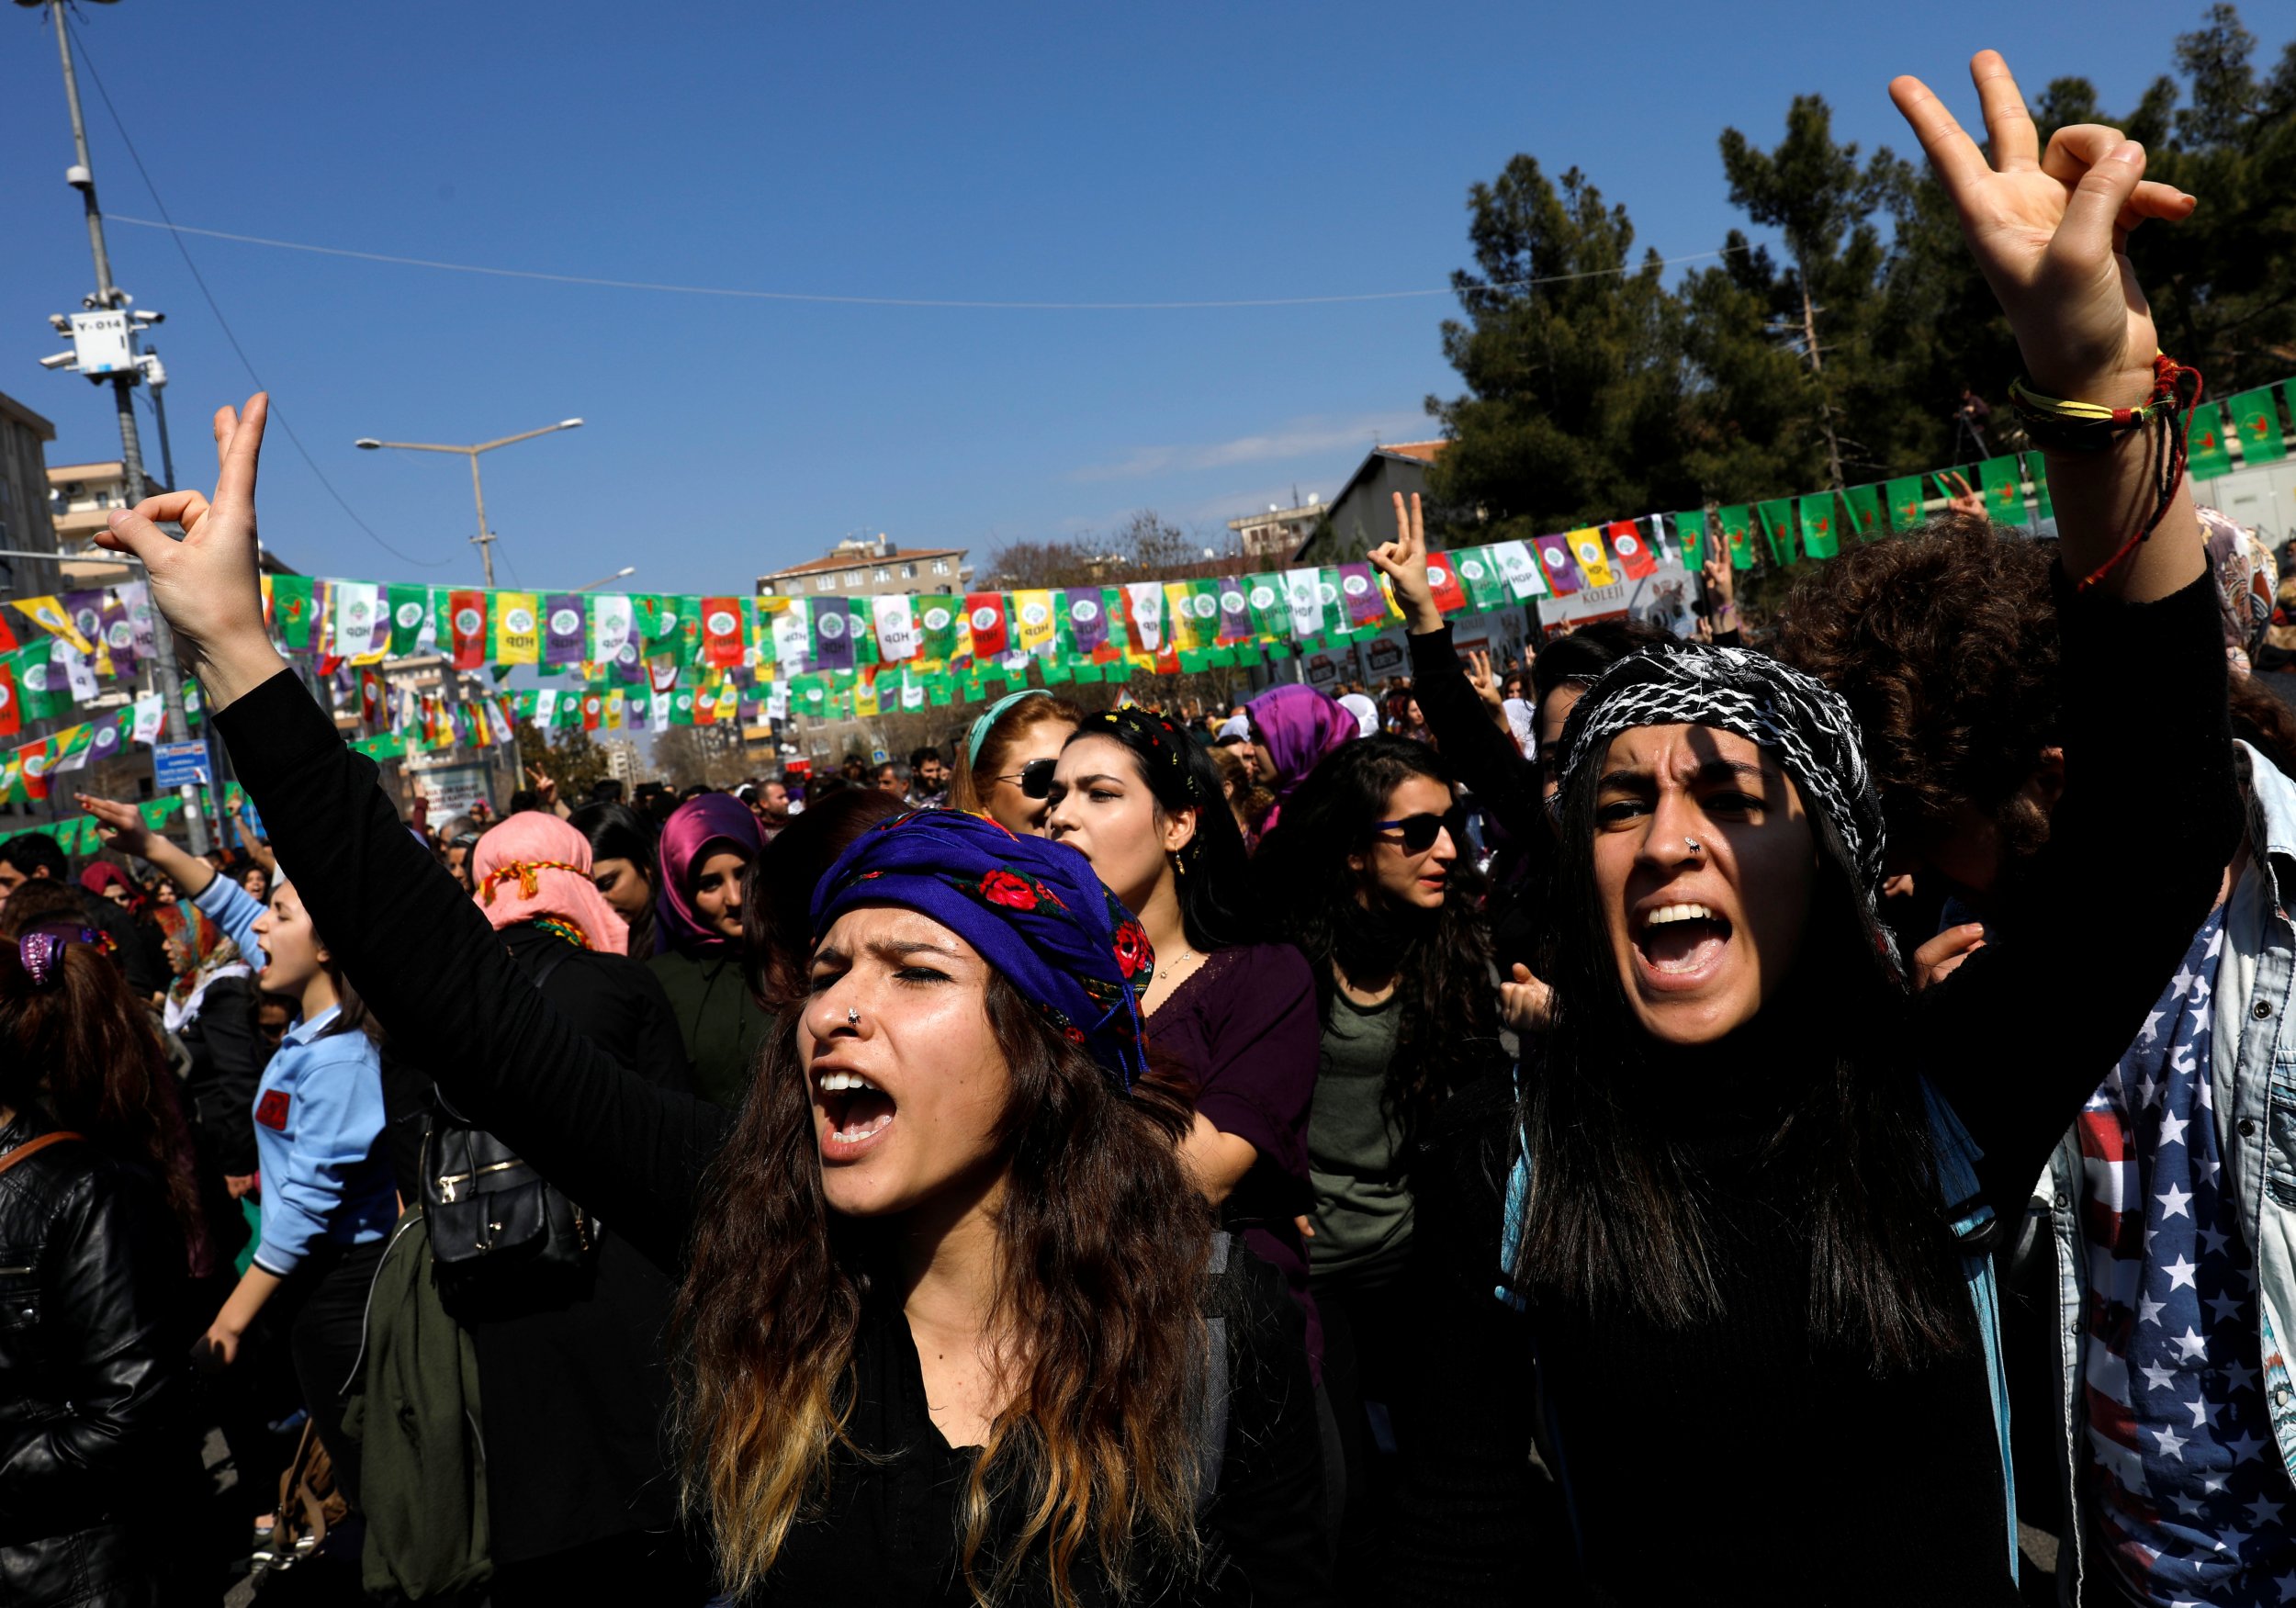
[
  {"x1": 12, "y1": 598, "x2": 92, "y2": 656},
  {"x1": 1565, "y1": 528, "x2": 1618, "y2": 589},
  {"x1": 1162, "y1": 582, "x2": 1202, "y2": 653},
  {"x1": 1014, "y1": 590, "x2": 1057, "y2": 656},
  {"x1": 854, "y1": 675, "x2": 881, "y2": 718},
  {"x1": 713, "y1": 680, "x2": 739, "y2": 723},
  {"x1": 604, "y1": 690, "x2": 625, "y2": 730},
  {"x1": 492, "y1": 591, "x2": 541, "y2": 665}
]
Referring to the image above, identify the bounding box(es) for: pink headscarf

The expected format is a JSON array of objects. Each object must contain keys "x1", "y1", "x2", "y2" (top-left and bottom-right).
[
  {"x1": 471, "y1": 812, "x2": 630, "y2": 956},
  {"x1": 656, "y1": 793, "x2": 763, "y2": 954}
]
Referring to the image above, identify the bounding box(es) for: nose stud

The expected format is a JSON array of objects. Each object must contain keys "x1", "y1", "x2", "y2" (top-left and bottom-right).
[
  {"x1": 846, "y1": 1006, "x2": 861, "y2": 1025},
  {"x1": 1683, "y1": 836, "x2": 1703, "y2": 857}
]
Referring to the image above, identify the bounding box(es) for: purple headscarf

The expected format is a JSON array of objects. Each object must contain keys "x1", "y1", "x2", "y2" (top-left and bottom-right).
[
  {"x1": 1245, "y1": 684, "x2": 1359, "y2": 795},
  {"x1": 656, "y1": 793, "x2": 766, "y2": 953},
  {"x1": 812, "y1": 810, "x2": 1154, "y2": 1087}
]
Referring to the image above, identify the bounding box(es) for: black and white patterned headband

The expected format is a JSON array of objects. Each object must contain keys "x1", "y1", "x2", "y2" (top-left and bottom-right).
[{"x1": 1557, "y1": 644, "x2": 1888, "y2": 905}]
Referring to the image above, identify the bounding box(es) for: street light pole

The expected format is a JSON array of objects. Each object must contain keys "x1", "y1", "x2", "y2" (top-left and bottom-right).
[
  {"x1": 354, "y1": 421, "x2": 585, "y2": 587},
  {"x1": 30, "y1": 0, "x2": 208, "y2": 852}
]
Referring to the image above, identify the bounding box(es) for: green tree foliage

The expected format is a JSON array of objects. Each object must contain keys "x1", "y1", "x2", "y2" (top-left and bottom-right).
[
  {"x1": 1430, "y1": 6, "x2": 2296, "y2": 541},
  {"x1": 514, "y1": 721, "x2": 613, "y2": 801}
]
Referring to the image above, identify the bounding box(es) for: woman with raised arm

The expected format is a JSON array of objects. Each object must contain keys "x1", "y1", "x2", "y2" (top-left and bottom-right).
[
  {"x1": 96, "y1": 402, "x2": 1334, "y2": 1605},
  {"x1": 1378, "y1": 51, "x2": 2230, "y2": 1607},
  {"x1": 80, "y1": 793, "x2": 396, "y2": 1511}
]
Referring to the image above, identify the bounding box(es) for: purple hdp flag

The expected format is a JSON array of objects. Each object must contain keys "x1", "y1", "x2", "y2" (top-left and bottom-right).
[
  {"x1": 1065, "y1": 588, "x2": 1109, "y2": 653},
  {"x1": 97, "y1": 593, "x2": 136, "y2": 675},
  {"x1": 1218, "y1": 579, "x2": 1251, "y2": 643},
  {"x1": 544, "y1": 594, "x2": 586, "y2": 667}
]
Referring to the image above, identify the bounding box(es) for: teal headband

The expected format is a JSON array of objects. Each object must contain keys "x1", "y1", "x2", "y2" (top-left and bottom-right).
[{"x1": 964, "y1": 689, "x2": 1051, "y2": 769}]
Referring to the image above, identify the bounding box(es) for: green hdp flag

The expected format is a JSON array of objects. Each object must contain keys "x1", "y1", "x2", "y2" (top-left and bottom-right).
[
  {"x1": 674, "y1": 595, "x2": 705, "y2": 665},
  {"x1": 387, "y1": 584, "x2": 430, "y2": 654},
  {"x1": 1188, "y1": 577, "x2": 1223, "y2": 645},
  {"x1": 1977, "y1": 455, "x2": 2024, "y2": 522},
  {"x1": 852, "y1": 599, "x2": 880, "y2": 667},
  {"x1": 1885, "y1": 477, "x2": 1927, "y2": 532},
  {"x1": 1840, "y1": 485, "x2": 1885, "y2": 543},
  {"x1": 1755, "y1": 500, "x2": 1795, "y2": 565},
  {"x1": 2188, "y1": 404, "x2": 2234, "y2": 481},
  {"x1": 635, "y1": 595, "x2": 673, "y2": 645},
  {"x1": 1716, "y1": 506, "x2": 1754, "y2": 569},
  {"x1": 270, "y1": 575, "x2": 317, "y2": 650},
  {"x1": 2022, "y1": 454, "x2": 2054, "y2": 521},
  {"x1": 926, "y1": 671, "x2": 953, "y2": 706},
  {"x1": 1101, "y1": 587, "x2": 1132, "y2": 657},
  {"x1": 15, "y1": 646, "x2": 68, "y2": 720},
  {"x1": 2229, "y1": 388, "x2": 2287, "y2": 466},
  {"x1": 1673, "y1": 510, "x2": 1706, "y2": 570},
  {"x1": 1457, "y1": 547, "x2": 1507, "y2": 612},
  {"x1": 1798, "y1": 495, "x2": 1840, "y2": 561},
  {"x1": 1246, "y1": 574, "x2": 1289, "y2": 638},
  {"x1": 916, "y1": 596, "x2": 960, "y2": 661},
  {"x1": 1178, "y1": 647, "x2": 1210, "y2": 674},
  {"x1": 1071, "y1": 658, "x2": 1106, "y2": 683}
]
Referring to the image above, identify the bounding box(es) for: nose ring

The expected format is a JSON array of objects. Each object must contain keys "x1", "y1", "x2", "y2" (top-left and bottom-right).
[
  {"x1": 1683, "y1": 836, "x2": 1703, "y2": 856},
  {"x1": 846, "y1": 1007, "x2": 861, "y2": 1025}
]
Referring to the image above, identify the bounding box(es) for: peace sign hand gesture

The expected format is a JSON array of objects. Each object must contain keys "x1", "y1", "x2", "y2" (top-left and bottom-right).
[
  {"x1": 94, "y1": 395, "x2": 284, "y2": 711},
  {"x1": 1889, "y1": 51, "x2": 2193, "y2": 408},
  {"x1": 1367, "y1": 492, "x2": 1445, "y2": 635}
]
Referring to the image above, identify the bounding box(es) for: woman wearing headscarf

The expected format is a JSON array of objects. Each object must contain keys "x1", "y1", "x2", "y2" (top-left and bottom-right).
[
  {"x1": 1239, "y1": 686, "x2": 1358, "y2": 810},
  {"x1": 1378, "y1": 56, "x2": 2236, "y2": 1604},
  {"x1": 455, "y1": 812, "x2": 703, "y2": 1598},
  {"x1": 649, "y1": 793, "x2": 771, "y2": 1107}
]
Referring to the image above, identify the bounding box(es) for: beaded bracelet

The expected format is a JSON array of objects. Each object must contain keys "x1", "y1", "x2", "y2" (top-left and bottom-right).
[{"x1": 2009, "y1": 354, "x2": 2203, "y2": 590}]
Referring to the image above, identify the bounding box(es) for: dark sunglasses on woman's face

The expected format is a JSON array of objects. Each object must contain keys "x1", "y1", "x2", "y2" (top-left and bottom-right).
[
  {"x1": 994, "y1": 758, "x2": 1058, "y2": 800},
  {"x1": 1372, "y1": 813, "x2": 1453, "y2": 855}
]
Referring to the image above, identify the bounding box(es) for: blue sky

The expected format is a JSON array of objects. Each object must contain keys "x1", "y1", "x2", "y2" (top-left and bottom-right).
[{"x1": 3, "y1": 0, "x2": 2281, "y2": 596}]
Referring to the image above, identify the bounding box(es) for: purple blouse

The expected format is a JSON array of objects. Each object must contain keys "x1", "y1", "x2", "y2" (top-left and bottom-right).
[{"x1": 1150, "y1": 940, "x2": 1323, "y2": 1373}]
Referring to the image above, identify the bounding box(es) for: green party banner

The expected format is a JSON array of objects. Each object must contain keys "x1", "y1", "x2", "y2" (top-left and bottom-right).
[
  {"x1": 2022, "y1": 453, "x2": 2054, "y2": 521},
  {"x1": 1840, "y1": 484, "x2": 1884, "y2": 542},
  {"x1": 1885, "y1": 477, "x2": 1926, "y2": 532},
  {"x1": 1797, "y1": 496, "x2": 1840, "y2": 561},
  {"x1": 1673, "y1": 509, "x2": 1706, "y2": 570},
  {"x1": 2188, "y1": 404, "x2": 2233, "y2": 480},
  {"x1": 917, "y1": 595, "x2": 960, "y2": 659},
  {"x1": 1977, "y1": 455, "x2": 2024, "y2": 521},
  {"x1": 387, "y1": 583, "x2": 431, "y2": 654},
  {"x1": 1457, "y1": 547, "x2": 1507, "y2": 611},
  {"x1": 1755, "y1": 499, "x2": 1795, "y2": 565},
  {"x1": 1716, "y1": 505, "x2": 1754, "y2": 569},
  {"x1": 2229, "y1": 388, "x2": 2286, "y2": 466}
]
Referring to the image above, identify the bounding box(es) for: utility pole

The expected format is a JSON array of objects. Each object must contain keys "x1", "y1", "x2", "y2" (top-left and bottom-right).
[
  {"x1": 354, "y1": 420, "x2": 584, "y2": 587},
  {"x1": 28, "y1": 0, "x2": 209, "y2": 852}
]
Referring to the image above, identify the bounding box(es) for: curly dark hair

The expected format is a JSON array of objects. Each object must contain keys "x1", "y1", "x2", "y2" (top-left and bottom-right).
[{"x1": 1773, "y1": 521, "x2": 2061, "y2": 861}]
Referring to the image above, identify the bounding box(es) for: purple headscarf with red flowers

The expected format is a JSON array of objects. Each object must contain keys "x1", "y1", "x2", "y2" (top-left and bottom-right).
[{"x1": 810, "y1": 809, "x2": 1155, "y2": 1087}]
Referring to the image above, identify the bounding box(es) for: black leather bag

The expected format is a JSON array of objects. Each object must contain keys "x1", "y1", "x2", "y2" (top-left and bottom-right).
[{"x1": 418, "y1": 942, "x2": 598, "y2": 1310}]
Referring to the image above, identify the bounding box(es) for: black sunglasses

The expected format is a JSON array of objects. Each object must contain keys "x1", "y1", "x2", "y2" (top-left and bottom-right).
[
  {"x1": 994, "y1": 758, "x2": 1058, "y2": 800},
  {"x1": 1371, "y1": 812, "x2": 1454, "y2": 854}
]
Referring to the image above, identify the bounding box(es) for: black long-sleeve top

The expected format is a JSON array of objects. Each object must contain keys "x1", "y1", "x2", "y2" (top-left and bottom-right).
[
  {"x1": 211, "y1": 673, "x2": 1334, "y2": 1607},
  {"x1": 1384, "y1": 569, "x2": 2242, "y2": 1607},
  {"x1": 1407, "y1": 626, "x2": 1548, "y2": 850}
]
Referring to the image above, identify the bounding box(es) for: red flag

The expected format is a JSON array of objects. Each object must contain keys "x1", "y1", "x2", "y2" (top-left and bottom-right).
[
  {"x1": 1606, "y1": 520, "x2": 1659, "y2": 579},
  {"x1": 449, "y1": 590, "x2": 488, "y2": 670},
  {"x1": 582, "y1": 692, "x2": 602, "y2": 731},
  {"x1": 0, "y1": 660, "x2": 17, "y2": 738},
  {"x1": 964, "y1": 592, "x2": 1009, "y2": 658},
  {"x1": 17, "y1": 738, "x2": 51, "y2": 802},
  {"x1": 1424, "y1": 552, "x2": 1469, "y2": 614},
  {"x1": 0, "y1": 613, "x2": 17, "y2": 652},
  {"x1": 359, "y1": 669, "x2": 388, "y2": 730},
  {"x1": 701, "y1": 597, "x2": 745, "y2": 669}
]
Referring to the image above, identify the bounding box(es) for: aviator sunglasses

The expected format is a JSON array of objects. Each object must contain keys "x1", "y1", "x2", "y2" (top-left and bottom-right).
[{"x1": 993, "y1": 758, "x2": 1058, "y2": 800}]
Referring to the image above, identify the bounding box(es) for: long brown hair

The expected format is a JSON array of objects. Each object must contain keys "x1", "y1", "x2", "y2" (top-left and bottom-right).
[
  {"x1": 0, "y1": 933, "x2": 203, "y2": 1252},
  {"x1": 673, "y1": 972, "x2": 1214, "y2": 1604}
]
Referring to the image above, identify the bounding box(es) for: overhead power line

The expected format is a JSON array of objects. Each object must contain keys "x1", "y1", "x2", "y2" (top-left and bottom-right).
[
  {"x1": 103, "y1": 215, "x2": 1745, "y2": 311},
  {"x1": 67, "y1": 17, "x2": 449, "y2": 567}
]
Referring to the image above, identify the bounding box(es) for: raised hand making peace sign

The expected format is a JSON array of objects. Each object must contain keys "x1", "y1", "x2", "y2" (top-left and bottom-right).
[
  {"x1": 1889, "y1": 51, "x2": 2191, "y2": 408},
  {"x1": 1891, "y1": 51, "x2": 2200, "y2": 602},
  {"x1": 93, "y1": 393, "x2": 286, "y2": 711}
]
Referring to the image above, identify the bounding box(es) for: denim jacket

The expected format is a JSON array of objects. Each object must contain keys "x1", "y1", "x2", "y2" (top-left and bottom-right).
[{"x1": 2042, "y1": 742, "x2": 2296, "y2": 1602}]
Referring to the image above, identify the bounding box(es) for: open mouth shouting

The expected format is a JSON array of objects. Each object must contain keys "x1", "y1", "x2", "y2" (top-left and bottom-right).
[
  {"x1": 815, "y1": 1064, "x2": 898, "y2": 1162},
  {"x1": 1632, "y1": 900, "x2": 1735, "y2": 992}
]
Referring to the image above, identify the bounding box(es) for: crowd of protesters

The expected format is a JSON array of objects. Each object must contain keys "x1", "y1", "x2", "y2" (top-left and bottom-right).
[{"x1": 8, "y1": 49, "x2": 2296, "y2": 1608}]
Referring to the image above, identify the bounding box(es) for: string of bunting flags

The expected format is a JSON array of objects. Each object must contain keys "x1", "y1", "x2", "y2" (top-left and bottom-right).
[{"x1": 1, "y1": 375, "x2": 2284, "y2": 748}]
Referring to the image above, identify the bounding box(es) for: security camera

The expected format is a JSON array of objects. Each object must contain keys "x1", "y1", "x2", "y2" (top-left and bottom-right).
[{"x1": 37, "y1": 352, "x2": 74, "y2": 370}]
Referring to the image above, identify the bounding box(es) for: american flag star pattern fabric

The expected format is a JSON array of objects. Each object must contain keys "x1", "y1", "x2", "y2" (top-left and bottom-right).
[{"x1": 2080, "y1": 906, "x2": 2296, "y2": 1605}]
